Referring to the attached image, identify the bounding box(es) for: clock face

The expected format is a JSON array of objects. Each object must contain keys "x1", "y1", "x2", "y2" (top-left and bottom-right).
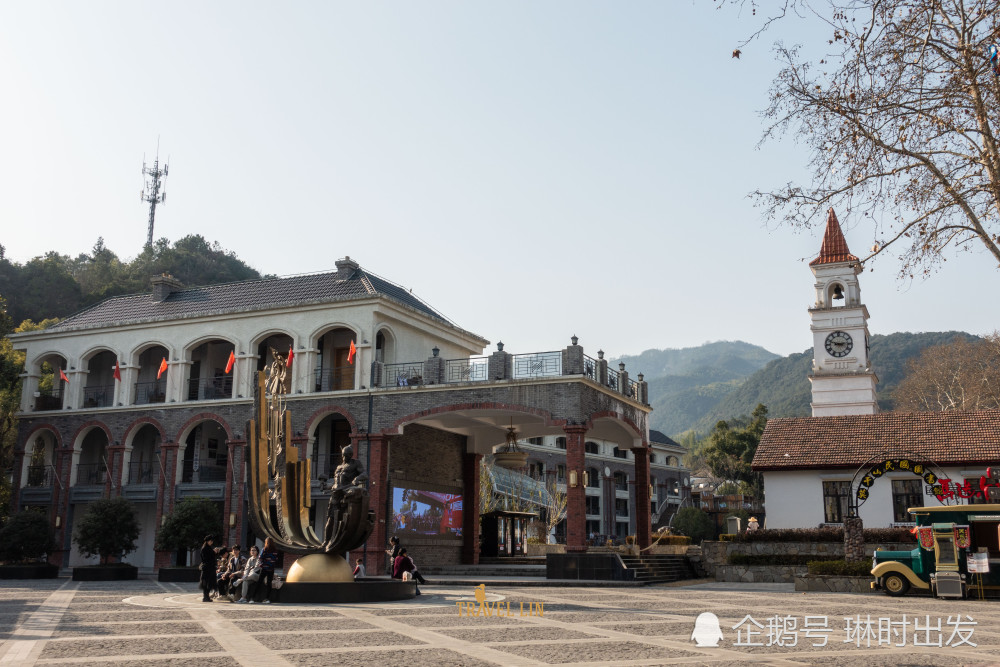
[{"x1": 825, "y1": 331, "x2": 854, "y2": 358}]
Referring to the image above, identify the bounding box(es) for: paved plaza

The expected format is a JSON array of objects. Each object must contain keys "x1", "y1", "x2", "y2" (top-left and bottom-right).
[{"x1": 1, "y1": 578, "x2": 999, "y2": 666}]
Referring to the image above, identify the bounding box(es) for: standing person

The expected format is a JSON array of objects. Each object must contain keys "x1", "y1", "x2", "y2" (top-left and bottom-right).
[
  {"x1": 393, "y1": 547, "x2": 426, "y2": 594},
  {"x1": 257, "y1": 537, "x2": 280, "y2": 604},
  {"x1": 353, "y1": 558, "x2": 366, "y2": 579},
  {"x1": 199, "y1": 535, "x2": 217, "y2": 602},
  {"x1": 386, "y1": 536, "x2": 401, "y2": 576}
]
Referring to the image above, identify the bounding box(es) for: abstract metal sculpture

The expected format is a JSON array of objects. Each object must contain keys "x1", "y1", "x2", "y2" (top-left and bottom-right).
[{"x1": 245, "y1": 363, "x2": 374, "y2": 583}]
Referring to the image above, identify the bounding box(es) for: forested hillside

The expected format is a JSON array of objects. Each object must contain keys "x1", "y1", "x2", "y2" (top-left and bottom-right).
[{"x1": 0, "y1": 236, "x2": 266, "y2": 325}]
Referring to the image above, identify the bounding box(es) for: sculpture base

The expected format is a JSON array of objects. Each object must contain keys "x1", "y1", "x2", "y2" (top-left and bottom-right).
[
  {"x1": 286, "y1": 554, "x2": 354, "y2": 583},
  {"x1": 275, "y1": 581, "x2": 417, "y2": 604}
]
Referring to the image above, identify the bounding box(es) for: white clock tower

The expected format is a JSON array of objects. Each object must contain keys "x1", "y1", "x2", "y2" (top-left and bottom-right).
[{"x1": 808, "y1": 209, "x2": 879, "y2": 416}]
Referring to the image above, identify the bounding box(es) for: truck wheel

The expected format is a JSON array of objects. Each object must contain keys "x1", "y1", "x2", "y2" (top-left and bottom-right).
[{"x1": 882, "y1": 573, "x2": 910, "y2": 597}]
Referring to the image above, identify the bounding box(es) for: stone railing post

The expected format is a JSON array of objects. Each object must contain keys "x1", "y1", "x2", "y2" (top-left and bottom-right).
[
  {"x1": 637, "y1": 373, "x2": 648, "y2": 405},
  {"x1": 423, "y1": 347, "x2": 444, "y2": 385},
  {"x1": 597, "y1": 350, "x2": 608, "y2": 386},
  {"x1": 844, "y1": 516, "x2": 865, "y2": 562},
  {"x1": 488, "y1": 342, "x2": 512, "y2": 380},
  {"x1": 618, "y1": 363, "x2": 631, "y2": 399},
  {"x1": 562, "y1": 335, "x2": 584, "y2": 375}
]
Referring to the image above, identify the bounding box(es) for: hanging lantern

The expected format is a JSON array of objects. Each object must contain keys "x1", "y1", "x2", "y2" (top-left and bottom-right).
[{"x1": 494, "y1": 419, "x2": 529, "y2": 470}]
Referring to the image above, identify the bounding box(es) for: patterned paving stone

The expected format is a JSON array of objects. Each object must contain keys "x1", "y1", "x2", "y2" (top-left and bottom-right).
[
  {"x1": 490, "y1": 640, "x2": 700, "y2": 663},
  {"x1": 256, "y1": 630, "x2": 426, "y2": 650},
  {"x1": 282, "y1": 648, "x2": 495, "y2": 667},
  {"x1": 53, "y1": 621, "x2": 206, "y2": 637},
  {"x1": 235, "y1": 618, "x2": 376, "y2": 632},
  {"x1": 39, "y1": 637, "x2": 223, "y2": 659},
  {"x1": 433, "y1": 626, "x2": 602, "y2": 642}
]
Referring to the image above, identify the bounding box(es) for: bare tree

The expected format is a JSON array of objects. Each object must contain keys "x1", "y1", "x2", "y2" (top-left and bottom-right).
[
  {"x1": 746, "y1": 0, "x2": 1000, "y2": 277},
  {"x1": 894, "y1": 333, "x2": 1000, "y2": 410},
  {"x1": 542, "y1": 477, "x2": 568, "y2": 540}
]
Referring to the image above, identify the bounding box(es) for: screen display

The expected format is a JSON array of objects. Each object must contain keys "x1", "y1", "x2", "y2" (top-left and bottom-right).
[{"x1": 391, "y1": 487, "x2": 463, "y2": 538}]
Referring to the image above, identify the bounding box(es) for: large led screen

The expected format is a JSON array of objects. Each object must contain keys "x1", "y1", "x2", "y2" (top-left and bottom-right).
[{"x1": 391, "y1": 487, "x2": 463, "y2": 538}]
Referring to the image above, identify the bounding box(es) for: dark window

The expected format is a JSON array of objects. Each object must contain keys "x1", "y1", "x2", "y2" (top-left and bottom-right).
[
  {"x1": 586, "y1": 495, "x2": 600, "y2": 515},
  {"x1": 822, "y1": 481, "x2": 851, "y2": 523},
  {"x1": 557, "y1": 464, "x2": 566, "y2": 482},
  {"x1": 614, "y1": 472, "x2": 628, "y2": 492},
  {"x1": 892, "y1": 479, "x2": 923, "y2": 523},
  {"x1": 527, "y1": 437, "x2": 544, "y2": 446},
  {"x1": 615, "y1": 498, "x2": 629, "y2": 517},
  {"x1": 613, "y1": 446, "x2": 628, "y2": 459},
  {"x1": 586, "y1": 519, "x2": 601, "y2": 536},
  {"x1": 555, "y1": 437, "x2": 566, "y2": 450},
  {"x1": 528, "y1": 462, "x2": 544, "y2": 479},
  {"x1": 965, "y1": 478, "x2": 988, "y2": 504},
  {"x1": 586, "y1": 467, "x2": 600, "y2": 488},
  {"x1": 585, "y1": 441, "x2": 600, "y2": 455},
  {"x1": 616, "y1": 522, "x2": 629, "y2": 539},
  {"x1": 649, "y1": 454, "x2": 657, "y2": 464}
]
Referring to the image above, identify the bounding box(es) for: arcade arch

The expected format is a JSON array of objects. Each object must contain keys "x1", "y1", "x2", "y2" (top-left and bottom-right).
[
  {"x1": 185, "y1": 338, "x2": 236, "y2": 401},
  {"x1": 309, "y1": 412, "x2": 353, "y2": 480},
  {"x1": 314, "y1": 326, "x2": 358, "y2": 391},
  {"x1": 22, "y1": 429, "x2": 57, "y2": 487},
  {"x1": 124, "y1": 424, "x2": 161, "y2": 485},
  {"x1": 134, "y1": 344, "x2": 170, "y2": 404},
  {"x1": 181, "y1": 419, "x2": 229, "y2": 483},
  {"x1": 32, "y1": 352, "x2": 67, "y2": 411},
  {"x1": 73, "y1": 426, "x2": 110, "y2": 486},
  {"x1": 81, "y1": 349, "x2": 116, "y2": 408}
]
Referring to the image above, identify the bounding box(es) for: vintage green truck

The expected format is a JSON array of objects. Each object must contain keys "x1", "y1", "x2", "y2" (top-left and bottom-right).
[{"x1": 871, "y1": 504, "x2": 1000, "y2": 599}]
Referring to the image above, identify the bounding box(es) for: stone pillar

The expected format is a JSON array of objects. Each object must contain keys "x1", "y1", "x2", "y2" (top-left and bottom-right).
[
  {"x1": 633, "y1": 446, "x2": 651, "y2": 549},
  {"x1": 154, "y1": 440, "x2": 180, "y2": 570},
  {"x1": 562, "y1": 336, "x2": 584, "y2": 375},
  {"x1": 637, "y1": 374, "x2": 648, "y2": 405},
  {"x1": 364, "y1": 435, "x2": 391, "y2": 575},
  {"x1": 424, "y1": 348, "x2": 444, "y2": 385},
  {"x1": 844, "y1": 516, "x2": 865, "y2": 562},
  {"x1": 119, "y1": 365, "x2": 138, "y2": 406},
  {"x1": 563, "y1": 425, "x2": 588, "y2": 553},
  {"x1": 167, "y1": 360, "x2": 191, "y2": 404},
  {"x1": 618, "y1": 363, "x2": 631, "y2": 399},
  {"x1": 488, "y1": 342, "x2": 512, "y2": 381},
  {"x1": 597, "y1": 351, "x2": 608, "y2": 387},
  {"x1": 462, "y1": 452, "x2": 482, "y2": 565},
  {"x1": 20, "y1": 372, "x2": 38, "y2": 412},
  {"x1": 65, "y1": 368, "x2": 86, "y2": 409},
  {"x1": 51, "y1": 444, "x2": 74, "y2": 567}
]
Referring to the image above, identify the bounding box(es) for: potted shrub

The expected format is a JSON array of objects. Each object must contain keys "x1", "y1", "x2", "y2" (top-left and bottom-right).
[
  {"x1": 155, "y1": 496, "x2": 221, "y2": 582},
  {"x1": 72, "y1": 497, "x2": 140, "y2": 580},
  {"x1": 0, "y1": 511, "x2": 58, "y2": 578}
]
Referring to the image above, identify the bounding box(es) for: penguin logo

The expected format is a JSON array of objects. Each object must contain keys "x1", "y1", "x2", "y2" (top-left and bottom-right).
[
  {"x1": 474, "y1": 584, "x2": 487, "y2": 607},
  {"x1": 691, "y1": 612, "x2": 724, "y2": 647}
]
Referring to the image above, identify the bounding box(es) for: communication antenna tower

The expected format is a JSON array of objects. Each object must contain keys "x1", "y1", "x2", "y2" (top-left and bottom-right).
[{"x1": 141, "y1": 143, "x2": 169, "y2": 248}]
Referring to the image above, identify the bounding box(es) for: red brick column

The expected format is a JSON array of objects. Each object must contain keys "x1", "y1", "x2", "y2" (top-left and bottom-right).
[
  {"x1": 563, "y1": 425, "x2": 588, "y2": 553},
  {"x1": 633, "y1": 446, "x2": 651, "y2": 549},
  {"x1": 154, "y1": 441, "x2": 180, "y2": 570},
  {"x1": 107, "y1": 442, "x2": 126, "y2": 497},
  {"x1": 462, "y1": 452, "x2": 482, "y2": 565},
  {"x1": 224, "y1": 438, "x2": 247, "y2": 546},
  {"x1": 51, "y1": 445, "x2": 74, "y2": 567},
  {"x1": 363, "y1": 435, "x2": 390, "y2": 575}
]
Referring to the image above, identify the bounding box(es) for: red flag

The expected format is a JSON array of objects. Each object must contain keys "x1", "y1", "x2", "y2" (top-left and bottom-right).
[
  {"x1": 157, "y1": 357, "x2": 168, "y2": 379},
  {"x1": 348, "y1": 340, "x2": 356, "y2": 364},
  {"x1": 59, "y1": 368, "x2": 69, "y2": 383},
  {"x1": 113, "y1": 360, "x2": 122, "y2": 382},
  {"x1": 287, "y1": 345, "x2": 294, "y2": 369},
  {"x1": 225, "y1": 350, "x2": 235, "y2": 374}
]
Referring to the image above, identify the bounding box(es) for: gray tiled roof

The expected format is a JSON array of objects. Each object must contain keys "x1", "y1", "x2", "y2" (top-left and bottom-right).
[{"x1": 50, "y1": 265, "x2": 452, "y2": 332}]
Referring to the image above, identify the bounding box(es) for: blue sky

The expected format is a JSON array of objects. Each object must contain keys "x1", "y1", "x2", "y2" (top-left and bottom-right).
[{"x1": 1, "y1": 2, "x2": 995, "y2": 361}]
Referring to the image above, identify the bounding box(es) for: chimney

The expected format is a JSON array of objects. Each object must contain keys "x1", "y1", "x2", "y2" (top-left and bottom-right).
[
  {"x1": 334, "y1": 256, "x2": 359, "y2": 279},
  {"x1": 151, "y1": 274, "x2": 183, "y2": 302}
]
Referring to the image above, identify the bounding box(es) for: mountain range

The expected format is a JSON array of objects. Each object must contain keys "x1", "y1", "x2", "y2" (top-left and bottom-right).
[{"x1": 614, "y1": 332, "x2": 976, "y2": 438}]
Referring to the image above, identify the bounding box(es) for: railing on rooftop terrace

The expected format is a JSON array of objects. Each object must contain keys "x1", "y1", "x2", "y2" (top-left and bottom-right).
[
  {"x1": 512, "y1": 351, "x2": 562, "y2": 379},
  {"x1": 445, "y1": 356, "x2": 489, "y2": 383},
  {"x1": 186, "y1": 376, "x2": 233, "y2": 401},
  {"x1": 370, "y1": 343, "x2": 648, "y2": 405},
  {"x1": 34, "y1": 388, "x2": 62, "y2": 411}
]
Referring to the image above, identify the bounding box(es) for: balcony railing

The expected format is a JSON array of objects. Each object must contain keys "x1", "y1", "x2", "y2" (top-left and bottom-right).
[
  {"x1": 127, "y1": 461, "x2": 158, "y2": 485},
  {"x1": 76, "y1": 463, "x2": 108, "y2": 486},
  {"x1": 82, "y1": 384, "x2": 114, "y2": 408},
  {"x1": 135, "y1": 381, "x2": 166, "y2": 405},
  {"x1": 181, "y1": 462, "x2": 227, "y2": 483},
  {"x1": 606, "y1": 367, "x2": 620, "y2": 391},
  {"x1": 26, "y1": 465, "x2": 54, "y2": 488},
  {"x1": 314, "y1": 366, "x2": 355, "y2": 392},
  {"x1": 186, "y1": 376, "x2": 233, "y2": 401},
  {"x1": 383, "y1": 362, "x2": 426, "y2": 387},
  {"x1": 625, "y1": 378, "x2": 638, "y2": 400},
  {"x1": 512, "y1": 351, "x2": 561, "y2": 379},
  {"x1": 583, "y1": 355, "x2": 598, "y2": 381},
  {"x1": 34, "y1": 388, "x2": 62, "y2": 411},
  {"x1": 444, "y1": 356, "x2": 489, "y2": 383}
]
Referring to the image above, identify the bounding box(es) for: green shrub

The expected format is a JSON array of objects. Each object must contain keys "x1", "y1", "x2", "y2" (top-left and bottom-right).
[
  {"x1": 730, "y1": 526, "x2": 917, "y2": 544},
  {"x1": 73, "y1": 497, "x2": 140, "y2": 564},
  {"x1": 728, "y1": 553, "x2": 840, "y2": 566},
  {"x1": 671, "y1": 508, "x2": 715, "y2": 543},
  {"x1": 0, "y1": 511, "x2": 55, "y2": 563},
  {"x1": 155, "y1": 496, "x2": 222, "y2": 557},
  {"x1": 863, "y1": 527, "x2": 916, "y2": 543},
  {"x1": 807, "y1": 559, "x2": 873, "y2": 576},
  {"x1": 526, "y1": 537, "x2": 543, "y2": 545},
  {"x1": 719, "y1": 533, "x2": 736, "y2": 542}
]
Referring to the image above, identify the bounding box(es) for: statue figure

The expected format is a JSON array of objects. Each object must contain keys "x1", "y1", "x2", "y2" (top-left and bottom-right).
[
  {"x1": 265, "y1": 347, "x2": 291, "y2": 395},
  {"x1": 323, "y1": 445, "x2": 368, "y2": 551}
]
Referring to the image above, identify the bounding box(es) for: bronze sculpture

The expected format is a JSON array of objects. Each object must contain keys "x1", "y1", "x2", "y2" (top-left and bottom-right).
[{"x1": 245, "y1": 364, "x2": 374, "y2": 583}]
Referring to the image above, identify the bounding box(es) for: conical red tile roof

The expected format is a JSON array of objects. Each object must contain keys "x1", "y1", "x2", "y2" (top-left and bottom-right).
[{"x1": 809, "y1": 208, "x2": 859, "y2": 266}]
